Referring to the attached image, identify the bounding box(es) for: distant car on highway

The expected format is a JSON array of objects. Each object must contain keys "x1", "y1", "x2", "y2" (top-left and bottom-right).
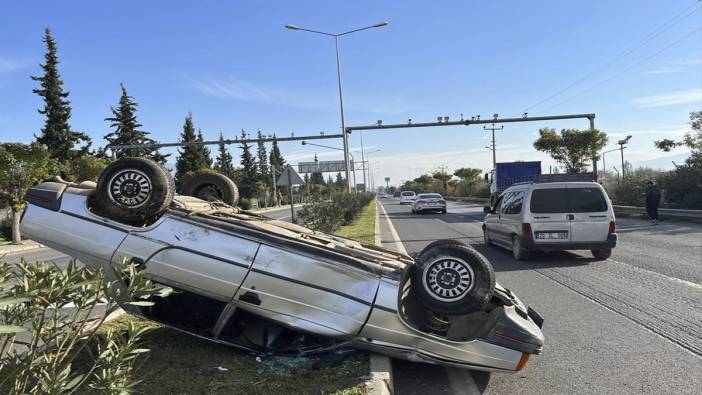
[
  {"x1": 399, "y1": 191, "x2": 416, "y2": 204},
  {"x1": 411, "y1": 193, "x2": 447, "y2": 214},
  {"x1": 482, "y1": 181, "x2": 617, "y2": 261},
  {"x1": 377, "y1": 193, "x2": 388, "y2": 198}
]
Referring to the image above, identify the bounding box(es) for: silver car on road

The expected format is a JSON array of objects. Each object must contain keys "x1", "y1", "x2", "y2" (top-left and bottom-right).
[{"x1": 20, "y1": 158, "x2": 544, "y2": 373}]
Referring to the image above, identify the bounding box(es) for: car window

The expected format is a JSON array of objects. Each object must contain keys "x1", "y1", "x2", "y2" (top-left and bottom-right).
[
  {"x1": 401, "y1": 192, "x2": 415, "y2": 197},
  {"x1": 503, "y1": 191, "x2": 525, "y2": 214},
  {"x1": 530, "y1": 188, "x2": 569, "y2": 213},
  {"x1": 418, "y1": 194, "x2": 442, "y2": 199},
  {"x1": 568, "y1": 187, "x2": 608, "y2": 212},
  {"x1": 499, "y1": 192, "x2": 513, "y2": 214}
]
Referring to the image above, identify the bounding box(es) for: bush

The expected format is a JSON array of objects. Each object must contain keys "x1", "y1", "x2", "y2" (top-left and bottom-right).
[
  {"x1": 657, "y1": 162, "x2": 702, "y2": 209},
  {"x1": 0, "y1": 258, "x2": 171, "y2": 394},
  {"x1": 299, "y1": 192, "x2": 375, "y2": 233},
  {"x1": 238, "y1": 198, "x2": 252, "y2": 210}
]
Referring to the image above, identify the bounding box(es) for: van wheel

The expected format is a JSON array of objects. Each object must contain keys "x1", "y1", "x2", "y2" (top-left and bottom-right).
[
  {"x1": 511, "y1": 235, "x2": 530, "y2": 261},
  {"x1": 591, "y1": 249, "x2": 612, "y2": 260},
  {"x1": 412, "y1": 240, "x2": 496, "y2": 315},
  {"x1": 181, "y1": 171, "x2": 239, "y2": 206},
  {"x1": 96, "y1": 157, "x2": 174, "y2": 222}
]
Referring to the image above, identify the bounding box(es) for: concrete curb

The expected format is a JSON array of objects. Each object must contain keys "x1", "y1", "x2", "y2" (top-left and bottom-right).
[
  {"x1": 249, "y1": 203, "x2": 305, "y2": 214},
  {"x1": 367, "y1": 199, "x2": 394, "y2": 395},
  {"x1": 0, "y1": 241, "x2": 46, "y2": 256}
]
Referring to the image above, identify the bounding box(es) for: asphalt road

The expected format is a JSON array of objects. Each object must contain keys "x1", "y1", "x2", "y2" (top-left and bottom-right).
[{"x1": 378, "y1": 198, "x2": 702, "y2": 395}]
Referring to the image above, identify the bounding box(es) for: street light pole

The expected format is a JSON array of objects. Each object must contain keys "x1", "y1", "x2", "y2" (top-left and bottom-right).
[
  {"x1": 483, "y1": 123, "x2": 503, "y2": 169},
  {"x1": 601, "y1": 147, "x2": 624, "y2": 187},
  {"x1": 366, "y1": 149, "x2": 381, "y2": 192},
  {"x1": 286, "y1": 22, "x2": 388, "y2": 193},
  {"x1": 617, "y1": 135, "x2": 632, "y2": 178}
]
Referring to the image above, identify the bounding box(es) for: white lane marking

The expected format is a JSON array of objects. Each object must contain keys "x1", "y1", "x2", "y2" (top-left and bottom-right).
[
  {"x1": 376, "y1": 201, "x2": 407, "y2": 255},
  {"x1": 377, "y1": 200, "x2": 481, "y2": 394},
  {"x1": 607, "y1": 258, "x2": 702, "y2": 290}
]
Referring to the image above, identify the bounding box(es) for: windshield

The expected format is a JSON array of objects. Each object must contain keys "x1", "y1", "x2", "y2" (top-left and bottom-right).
[{"x1": 417, "y1": 194, "x2": 442, "y2": 199}]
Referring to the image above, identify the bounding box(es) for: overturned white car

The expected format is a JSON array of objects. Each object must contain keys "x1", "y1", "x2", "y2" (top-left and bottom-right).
[{"x1": 20, "y1": 158, "x2": 544, "y2": 372}]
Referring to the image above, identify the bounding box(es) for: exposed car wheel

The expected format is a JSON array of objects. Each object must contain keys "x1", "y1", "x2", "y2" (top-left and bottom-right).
[
  {"x1": 483, "y1": 227, "x2": 492, "y2": 246},
  {"x1": 96, "y1": 157, "x2": 174, "y2": 222},
  {"x1": 412, "y1": 240, "x2": 496, "y2": 315},
  {"x1": 442, "y1": 209, "x2": 447, "y2": 214},
  {"x1": 511, "y1": 235, "x2": 530, "y2": 261},
  {"x1": 181, "y1": 171, "x2": 239, "y2": 206},
  {"x1": 591, "y1": 249, "x2": 612, "y2": 260}
]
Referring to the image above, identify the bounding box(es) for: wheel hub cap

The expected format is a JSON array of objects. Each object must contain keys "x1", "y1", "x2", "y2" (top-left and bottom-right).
[
  {"x1": 108, "y1": 170, "x2": 152, "y2": 208},
  {"x1": 423, "y1": 257, "x2": 474, "y2": 302}
]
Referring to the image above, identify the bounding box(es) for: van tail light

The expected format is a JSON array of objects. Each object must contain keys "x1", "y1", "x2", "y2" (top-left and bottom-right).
[
  {"x1": 522, "y1": 223, "x2": 533, "y2": 241},
  {"x1": 608, "y1": 221, "x2": 616, "y2": 235}
]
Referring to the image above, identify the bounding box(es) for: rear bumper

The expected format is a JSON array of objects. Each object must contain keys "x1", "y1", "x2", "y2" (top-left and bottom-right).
[
  {"x1": 415, "y1": 206, "x2": 446, "y2": 212},
  {"x1": 524, "y1": 234, "x2": 617, "y2": 251}
]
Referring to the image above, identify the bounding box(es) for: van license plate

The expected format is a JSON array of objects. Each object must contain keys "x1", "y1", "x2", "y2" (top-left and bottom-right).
[{"x1": 536, "y1": 232, "x2": 568, "y2": 240}]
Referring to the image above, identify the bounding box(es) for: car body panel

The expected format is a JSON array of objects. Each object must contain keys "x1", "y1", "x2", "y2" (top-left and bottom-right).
[
  {"x1": 20, "y1": 182, "x2": 544, "y2": 372},
  {"x1": 400, "y1": 191, "x2": 416, "y2": 204},
  {"x1": 411, "y1": 193, "x2": 447, "y2": 213}
]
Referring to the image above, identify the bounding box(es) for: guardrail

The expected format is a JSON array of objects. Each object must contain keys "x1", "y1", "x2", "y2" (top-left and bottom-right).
[
  {"x1": 612, "y1": 205, "x2": 702, "y2": 220},
  {"x1": 444, "y1": 197, "x2": 702, "y2": 220}
]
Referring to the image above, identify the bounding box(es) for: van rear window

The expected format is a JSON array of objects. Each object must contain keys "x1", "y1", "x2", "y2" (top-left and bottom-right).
[
  {"x1": 401, "y1": 192, "x2": 415, "y2": 196},
  {"x1": 568, "y1": 187, "x2": 608, "y2": 212},
  {"x1": 530, "y1": 189, "x2": 569, "y2": 213},
  {"x1": 530, "y1": 187, "x2": 608, "y2": 213}
]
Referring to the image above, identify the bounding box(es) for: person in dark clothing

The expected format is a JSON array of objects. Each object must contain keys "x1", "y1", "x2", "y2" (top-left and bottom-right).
[{"x1": 645, "y1": 181, "x2": 661, "y2": 225}]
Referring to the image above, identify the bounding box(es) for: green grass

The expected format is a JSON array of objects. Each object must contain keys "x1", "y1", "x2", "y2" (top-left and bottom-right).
[
  {"x1": 335, "y1": 201, "x2": 377, "y2": 245},
  {"x1": 89, "y1": 205, "x2": 380, "y2": 394},
  {"x1": 97, "y1": 315, "x2": 369, "y2": 395}
]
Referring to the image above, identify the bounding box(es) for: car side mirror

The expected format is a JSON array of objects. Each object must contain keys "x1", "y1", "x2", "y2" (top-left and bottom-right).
[{"x1": 483, "y1": 206, "x2": 491, "y2": 214}]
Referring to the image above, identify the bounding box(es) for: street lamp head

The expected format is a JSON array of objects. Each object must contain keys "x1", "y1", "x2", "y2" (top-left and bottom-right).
[
  {"x1": 373, "y1": 21, "x2": 389, "y2": 28},
  {"x1": 618, "y1": 135, "x2": 632, "y2": 145},
  {"x1": 285, "y1": 24, "x2": 300, "y2": 30}
]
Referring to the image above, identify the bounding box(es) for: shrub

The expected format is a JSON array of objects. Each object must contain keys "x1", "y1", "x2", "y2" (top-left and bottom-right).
[
  {"x1": 299, "y1": 192, "x2": 375, "y2": 232},
  {"x1": 0, "y1": 259, "x2": 171, "y2": 394},
  {"x1": 238, "y1": 198, "x2": 252, "y2": 210}
]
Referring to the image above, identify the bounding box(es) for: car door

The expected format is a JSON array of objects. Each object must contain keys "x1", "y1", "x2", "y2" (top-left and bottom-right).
[
  {"x1": 113, "y1": 215, "x2": 260, "y2": 302},
  {"x1": 484, "y1": 193, "x2": 505, "y2": 243},
  {"x1": 233, "y1": 245, "x2": 380, "y2": 339},
  {"x1": 493, "y1": 192, "x2": 515, "y2": 245},
  {"x1": 566, "y1": 184, "x2": 612, "y2": 243},
  {"x1": 501, "y1": 190, "x2": 525, "y2": 242},
  {"x1": 528, "y1": 184, "x2": 573, "y2": 245}
]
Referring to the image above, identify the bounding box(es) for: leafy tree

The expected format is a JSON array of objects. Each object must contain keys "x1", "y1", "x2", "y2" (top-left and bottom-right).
[
  {"x1": 533, "y1": 127, "x2": 608, "y2": 173},
  {"x1": 237, "y1": 129, "x2": 258, "y2": 198},
  {"x1": 432, "y1": 171, "x2": 452, "y2": 192},
  {"x1": 269, "y1": 134, "x2": 286, "y2": 178},
  {"x1": 104, "y1": 83, "x2": 168, "y2": 163},
  {"x1": 0, "y1": 143, "x2": 60, "y2": 243},
  {"x1": 214, "y1": 132, "x2": 235, "y2": 179},
  {"x1": 256, "y1": 130, "x2": 269, "y2": 182},
  {"x1": 174, "y1": 114, "x2": 211, "y2": 188},
  {"x1": 454, "y1": 167, "x2": 482, "y2": 195},
  {"x1": 335, "y1": 172, "x2": 345, "y2": 187},
  {"x1": 32, "y1": 28, "x2": 91, "y2": 161},
  {"x1": 655, "y1": 110, "x2": 702, "y2": 156},
  {"x1": 68, "y1": 155, "x2": 111, "y2": 182}
]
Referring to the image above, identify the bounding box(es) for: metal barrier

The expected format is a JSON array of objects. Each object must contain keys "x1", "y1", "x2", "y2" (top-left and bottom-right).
[{"x1": 613, "y1": 205, "x2": 702, "y2": 220}]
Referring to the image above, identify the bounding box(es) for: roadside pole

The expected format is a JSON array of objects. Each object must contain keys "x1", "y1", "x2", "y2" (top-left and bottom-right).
[
  {"x1": 287, "y1": 168, "x2": 295, "y2": 223},
  {"x1": 271, "y1": 166, "x2": 278, "y2": 206}
]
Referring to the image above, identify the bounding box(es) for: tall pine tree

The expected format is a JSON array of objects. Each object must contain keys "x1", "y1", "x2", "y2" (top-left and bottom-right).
[
  {"x1": 214, "y1": 132, "x2": 235, "y2": 179},
  {"x1": 269, "y1": 134, "x2": 285, "y2": 177},
  {"x1": 256, "y1": 130, "x2": 269, "y2": 182},
  {"x1": 238, "y1": 129, "x2": 257, "y2": 198},
  {"x1": 174, "y1": 113, "x2": 211, "y2": 187},
  {"x1": 310, "y1": 154, "x2": 326, "y2": 185},
  {"x1": 32, "y1": 28, "x2": 91, "y2": 161},
  {"x1": 104, "y1": 83, "x2": 168, "y2": 163}
]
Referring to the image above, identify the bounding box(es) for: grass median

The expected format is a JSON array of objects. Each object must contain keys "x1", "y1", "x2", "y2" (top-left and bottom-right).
[{"x1": 98, "y1": 200, "x2": 378, "y2": 394}]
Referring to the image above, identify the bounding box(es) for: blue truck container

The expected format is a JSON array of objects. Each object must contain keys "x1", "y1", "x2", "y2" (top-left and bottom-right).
[{"x1": 494, "y1": 161, "x2": 542, "y2": 195}]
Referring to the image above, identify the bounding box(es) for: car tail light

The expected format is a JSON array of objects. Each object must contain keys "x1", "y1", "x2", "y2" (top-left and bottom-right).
[
  {"x1": 522, "y1": 223, "x2": 533, "y2": 240},
  {"x1": 416, "y1": 200, "x2": 426, "y2": 205},
  {"x1": 608, "y1": 221, "x2": 616, "y2": 235},
  {"x1": 516, "y1": 353, "x2": 530, "y2": 371},
  {"x1": 439, "y1": 200, "x2": 446, "y2": 205}
]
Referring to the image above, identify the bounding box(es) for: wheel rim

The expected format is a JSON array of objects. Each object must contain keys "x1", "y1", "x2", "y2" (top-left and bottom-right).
[
  {"x1": 195, "y1": 183, "x2": 223, "y2": 201},
  {"x1": 422, "y1": 256, "x2": 474, "y2": 302},
  {"x1": 108, "y1": 169, "x2": 152, "y2": 208}
]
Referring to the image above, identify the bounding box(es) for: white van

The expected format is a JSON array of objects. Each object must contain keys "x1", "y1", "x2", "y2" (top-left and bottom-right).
[
  {"x1": 400, "y1": 191, "x2": 417, "y2": 205},
  {"x1": 482, "y1": 182, "x2": 617, "y2": 260}
]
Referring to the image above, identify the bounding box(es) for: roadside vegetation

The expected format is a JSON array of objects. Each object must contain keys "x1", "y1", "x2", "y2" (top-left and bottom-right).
[
  {"x1": 299, "y1": 192, "x2": 375, "y2": 233},
  {"x1": 335, "y1": 199, "x2": 377, "y2": 244}
]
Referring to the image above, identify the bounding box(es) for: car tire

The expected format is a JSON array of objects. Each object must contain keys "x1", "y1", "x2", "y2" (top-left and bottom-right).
[
  {"x1": 511, "y1": 235, "x2": 530, "y2": 261},
  {"x1": 181, "y1": 171, "x2": 239, "y2": 206},
  {"x1": 591, "y1": 249, "x2": 612, "y2": 260},
  {"x1": 96, "y1": 157, "x2": 174, "y2": 222},
  {"x1": 483, "y1": 227, "x2": 492, "y2": 246},
  {"x1": 442, "y1": 209, "x2": 447, "y2": 214},
  {"x1": 412, "y1": 240, "x2": 496, "y2": 315}
]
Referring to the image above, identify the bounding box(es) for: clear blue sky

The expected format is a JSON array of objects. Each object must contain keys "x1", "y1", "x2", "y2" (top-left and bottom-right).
[{"x1": 1, "y1": 0, "x2": 701, "y2": 185}]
